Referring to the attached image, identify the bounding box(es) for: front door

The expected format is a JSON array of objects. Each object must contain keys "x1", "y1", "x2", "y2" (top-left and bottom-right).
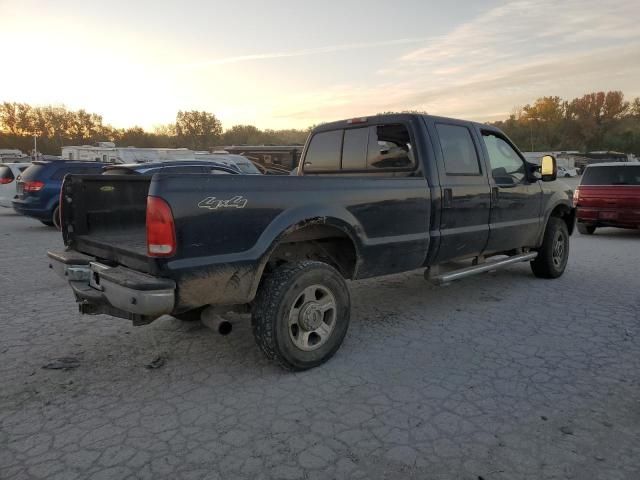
[
  {"x1": 430, "y1": 121, "x2": 491, "y2": 262},
  {"x1": 479, "y1": 131, "x2": 543, "y2": 253}
]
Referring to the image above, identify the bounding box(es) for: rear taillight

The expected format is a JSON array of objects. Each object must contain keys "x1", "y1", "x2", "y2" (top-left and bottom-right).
[
  {"x1": 573, "y1": 188, "x2": 580, "y2": 205},
  {"x1": 23, "y1": 180, "x2": 44, "y2": 192},
  {"x1": 146, "y1": 196, "x2": 176, "y2": 257},
  {"x1": 0, "y1": 177, "x2": 13, "y2": 184}
]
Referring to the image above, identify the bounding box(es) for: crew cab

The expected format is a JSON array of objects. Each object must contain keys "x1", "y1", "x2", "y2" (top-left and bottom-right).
[
  {"x1": 574, "y1": 162, "x2": 640, "y2": 234},
  {"x1": 48, "y1": 114, "x2": 575, "y2": 370}
]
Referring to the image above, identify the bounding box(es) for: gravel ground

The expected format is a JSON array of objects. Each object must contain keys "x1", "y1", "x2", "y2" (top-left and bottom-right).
[{"x1": 1, "y1": 202, "x2": 639, "y2": 480}]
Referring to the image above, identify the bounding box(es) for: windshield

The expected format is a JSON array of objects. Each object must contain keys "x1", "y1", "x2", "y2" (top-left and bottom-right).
[
  {"x1": 582, "y1": 165, "x2": 640, "y2": 186},
  {"x1": 234, "y1": 162, "x2": 261, "y2": 174}
]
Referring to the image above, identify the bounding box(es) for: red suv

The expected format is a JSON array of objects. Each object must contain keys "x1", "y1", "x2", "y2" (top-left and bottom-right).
[{"x1": 574, "y1": 162, "x2": 640, "y2": 234}]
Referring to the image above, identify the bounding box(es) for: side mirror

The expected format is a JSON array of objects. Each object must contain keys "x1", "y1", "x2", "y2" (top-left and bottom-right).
[{"x1": 540, "y1": 155, "x2": 557, "y2": 182}]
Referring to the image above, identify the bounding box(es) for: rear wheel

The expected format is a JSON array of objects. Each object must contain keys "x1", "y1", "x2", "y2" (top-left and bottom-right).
[
  {"x1": 40, "y1": 220, "x2": 54, "y2": 227},
  {"x1": 531, "y1": 217, "x2": 569, "y2": 279},
  {"x1": 52, "y1": 205, "x2": 61, "y2": 230},
  {"x1": 252, "y1": 261, "x2": 350, "y2": 371},
  {"x1": 577, "y1": 223, "x2": 596, "y2": 235}
]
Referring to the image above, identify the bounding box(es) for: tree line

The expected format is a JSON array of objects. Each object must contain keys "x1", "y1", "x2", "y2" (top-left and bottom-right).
[
  {"x1": 491, "y1": 91, "x2": 640, "y2": 154},
  {"x1": 1, "y1": 90, "x2": 640, "y2": 156},
  {"x1": 0, "y1": 104, "x2": 311, "y2": 155}
]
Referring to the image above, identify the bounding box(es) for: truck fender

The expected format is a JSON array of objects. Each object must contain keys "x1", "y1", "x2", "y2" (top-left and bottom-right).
[
  {"x1": 536, "y1": 198, "x2": 575, "y2": 246},
  {"x1": 247, "y1": 205, "x2": 364, "y2": 300}
]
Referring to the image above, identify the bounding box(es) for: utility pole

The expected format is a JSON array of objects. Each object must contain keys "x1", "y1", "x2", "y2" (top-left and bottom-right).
[
  {"x1": 529, "y1": 121, "x2": 534, "y2": 152},
  {"x1": 34, "y1": 135, "x2": 37, "y2": 159}
]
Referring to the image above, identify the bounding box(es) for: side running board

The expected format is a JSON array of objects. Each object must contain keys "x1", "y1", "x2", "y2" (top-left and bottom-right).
[{"x1": 427, "y1": 252, "x2": 538, "y2": 286}]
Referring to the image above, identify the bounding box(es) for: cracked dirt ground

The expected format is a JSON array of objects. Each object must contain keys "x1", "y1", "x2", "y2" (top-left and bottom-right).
[{"x1": 1, "y1": 207, "x2": 639, "y2": 480}]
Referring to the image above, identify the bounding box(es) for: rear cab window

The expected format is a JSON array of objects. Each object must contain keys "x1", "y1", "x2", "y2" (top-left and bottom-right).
[
  {"x1": 303, "y1": 123, "x2": 414, "y2": 174},
  {"x1": 581, "y1": 165, "x2": 640, "y2": 185}
]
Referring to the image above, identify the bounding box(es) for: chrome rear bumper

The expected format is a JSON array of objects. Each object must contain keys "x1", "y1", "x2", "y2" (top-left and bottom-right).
[{"x1": 48, "y1": 250, "x2": 175, "y2": 324}]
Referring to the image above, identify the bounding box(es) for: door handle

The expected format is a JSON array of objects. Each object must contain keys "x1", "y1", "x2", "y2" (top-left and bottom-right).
[
  {"x1": 443, "y1": 188, "x2": 453, "y2": 208},
  {"x1": 491, "y1": 187, "x2": 499, "y2": 202}
]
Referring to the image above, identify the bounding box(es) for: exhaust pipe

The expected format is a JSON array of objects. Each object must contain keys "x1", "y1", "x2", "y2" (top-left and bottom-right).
[
  {"x1": 201, "y1": 306, "x2": 233, "y2": 335},
  {"x1": 217, "y1": 319, "x2": 232, "y2": 336}
]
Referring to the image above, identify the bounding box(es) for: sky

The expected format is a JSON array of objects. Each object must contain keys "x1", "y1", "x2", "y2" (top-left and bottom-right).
[{"x1": 1, "y1": 0, "x2": 639, "y2": 130}]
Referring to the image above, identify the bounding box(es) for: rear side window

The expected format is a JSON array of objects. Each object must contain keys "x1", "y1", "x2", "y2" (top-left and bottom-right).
[
  {"x1": 304, "y1": 131, "x2": 342, "y2": 171},
  {"x1": 582, "y1": 165, "x2": 640, "y2": 185},
  {"x1": 19, "y1": 164, "x2": 48, "y2": 181},
  {"x1": 436, "y1": 124, "x2": 481, "y2": 175},
  {"x1": 0, "y1": 165, "x2": 14, "y2": 182}
]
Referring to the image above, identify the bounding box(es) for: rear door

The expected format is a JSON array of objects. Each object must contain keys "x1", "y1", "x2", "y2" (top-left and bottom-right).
[
  {"x1": 428, "y1": 119, "x2": 491, "y2": 262},
  {"x1": 302, "y1": 119, "x2": 432, "y2": 276},
  {"x1": 479, "y1": 130, "x2": 543, "y2": 252}
]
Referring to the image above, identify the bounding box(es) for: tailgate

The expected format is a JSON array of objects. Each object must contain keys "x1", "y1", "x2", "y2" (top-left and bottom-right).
[
  {"x1": 61, "y1": 175, "x2": 152, "y2": 272},
  {"x1": 578, "y1": 186, "x2": 640, "y2": 209}
]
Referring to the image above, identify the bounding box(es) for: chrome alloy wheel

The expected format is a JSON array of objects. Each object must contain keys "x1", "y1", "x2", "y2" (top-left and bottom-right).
[{"x1": 288, "y1": 285, "x2": 337, "y2": 351}]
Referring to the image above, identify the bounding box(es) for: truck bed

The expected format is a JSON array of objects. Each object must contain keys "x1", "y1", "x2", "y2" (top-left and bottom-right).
[{"x1": 61, "y1": 175, "x2": 152, "y2": 272}]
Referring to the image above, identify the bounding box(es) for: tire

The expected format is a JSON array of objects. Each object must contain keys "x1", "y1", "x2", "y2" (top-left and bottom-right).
[
  {"x1": 252, "y1": 260, "x2": 350, "y2": 371},
  {"x1": 173, "y1": 308, "x2": 203, "y2": 322},
  {"x1": 40, "y1": 220, "x2": 54, "y2": 226},
  {"x1": 577, "y1": 223, "x2": 596, "y2": 235},
  {"x1": 52, "y1": 205, "x2": 61, "y2": 230},
  {"x1": 531, "y1": 217, "x2": 570, "y2": 279}
]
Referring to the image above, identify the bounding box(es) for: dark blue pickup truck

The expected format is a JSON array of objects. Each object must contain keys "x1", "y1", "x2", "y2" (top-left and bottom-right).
[{"x1": 48, "y1": 114, "x2": 574, "y2": 370}]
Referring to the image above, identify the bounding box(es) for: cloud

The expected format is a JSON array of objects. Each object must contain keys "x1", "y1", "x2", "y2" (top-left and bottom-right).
[
  {"x1": 269, "y1": 0, "x2": 640, "y2": 125},
  {"x1": 181, "y1": 37, "x2": 431, "y2": 68}
]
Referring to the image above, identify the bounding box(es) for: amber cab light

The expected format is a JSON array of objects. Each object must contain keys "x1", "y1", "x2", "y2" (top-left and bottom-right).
[{"x1": 146, "y1": 196, "x2": 176, "y2": 257}]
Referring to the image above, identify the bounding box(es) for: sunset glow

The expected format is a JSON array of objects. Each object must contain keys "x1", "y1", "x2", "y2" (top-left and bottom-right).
[{"x1": 2, "y1": 0, "x2": 639, "y2": 130}]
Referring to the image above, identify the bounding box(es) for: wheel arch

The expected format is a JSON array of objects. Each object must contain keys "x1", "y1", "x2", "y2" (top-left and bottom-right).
[
  {"x1": 248, "y1": 217, "x2": 361, "y2": 301},
  {"x1": 538, "y1": 201, "x2": 575, "y2": 245}
]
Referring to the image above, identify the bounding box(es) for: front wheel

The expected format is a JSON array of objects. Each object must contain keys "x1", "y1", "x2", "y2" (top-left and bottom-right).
[
  {"x1": 531, "y1": 217, "x2": 570, "y2": 278},
  {"x1": 252, "y1": 261, "x2": 350, "y2": 371},
  {"x1": 577, "y1": 224, "x2": 596, "y2": 235}
]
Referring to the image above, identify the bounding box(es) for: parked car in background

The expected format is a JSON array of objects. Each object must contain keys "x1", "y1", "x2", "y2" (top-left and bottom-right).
[
  {"x1": 12, "y1": 160, "x2": 104, "y2": 228},
  {"x1": 574, "y1": 162, "x2": 640, "y2": 234},
  {"x1": 0, "y1": 162, "x2": 31, "y2": 208},
  {"x1": 101, "y1": 160, "x2": 243, "y2": 176},
  {"x1": 558, "y1": 166, "x2": 579, "y2": 177},
  {"x1": 193, "y1": 153, "x2": 261, "y2": 174}
]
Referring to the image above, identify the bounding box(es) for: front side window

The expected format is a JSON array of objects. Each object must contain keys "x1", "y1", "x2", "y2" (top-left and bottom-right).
[
  {"x1": 482, "y1": 133, "x2": 525, "y2": 183},
  {"x1": 436, "y1": 124, "x2": 481, "y2": 175},
  {"x1": 304, "y1": 131, "x2": 342, "y2": 171}
]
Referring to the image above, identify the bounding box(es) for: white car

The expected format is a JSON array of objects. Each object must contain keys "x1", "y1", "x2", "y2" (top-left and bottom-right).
[
  {"x1": 0, "y1": 162, "x2": 31, "y2": 207},
  {"x1": 557, "y1": 166, "x2": 579, "y2": 178}
]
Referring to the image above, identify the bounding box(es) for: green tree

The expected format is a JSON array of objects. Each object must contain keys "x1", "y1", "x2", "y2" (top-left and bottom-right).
[{"x1": 175, "y1": 110, "x2": 222, "y2": 150}]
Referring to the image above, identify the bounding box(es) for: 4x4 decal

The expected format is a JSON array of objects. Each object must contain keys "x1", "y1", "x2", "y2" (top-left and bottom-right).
[{"x1": 198, "y1": 195, "x2": 248, "y2": 210}]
